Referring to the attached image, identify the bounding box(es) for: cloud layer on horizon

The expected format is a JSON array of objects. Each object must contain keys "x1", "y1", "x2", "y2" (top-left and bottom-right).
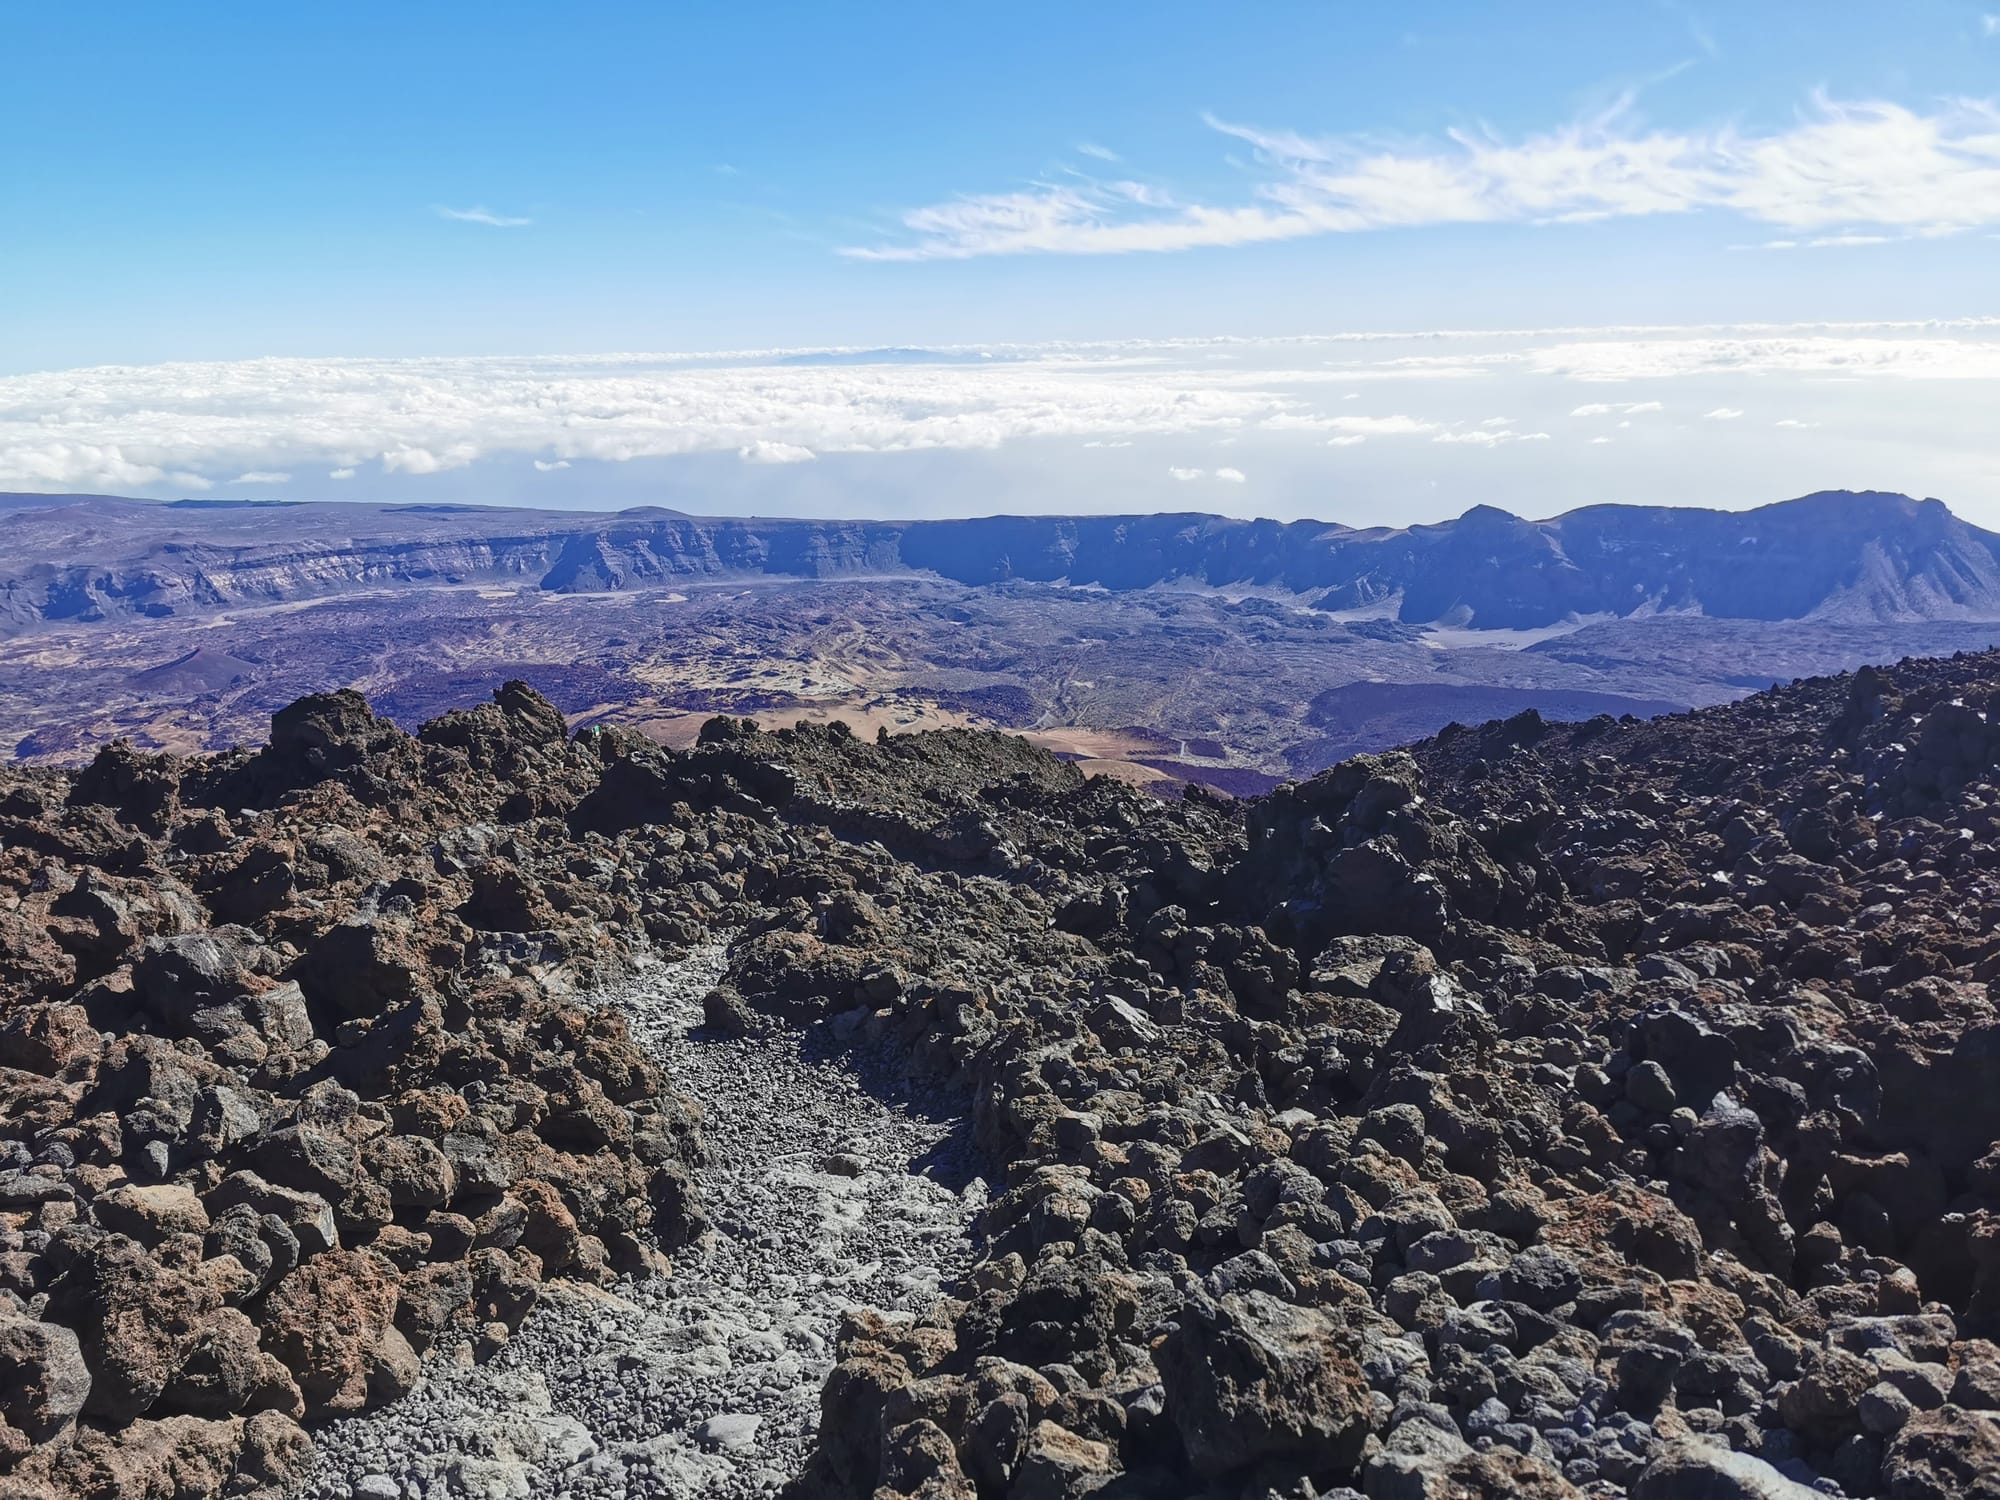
[{"x1": 4, "y1": 323, "x2": 2000, "y2": 514}]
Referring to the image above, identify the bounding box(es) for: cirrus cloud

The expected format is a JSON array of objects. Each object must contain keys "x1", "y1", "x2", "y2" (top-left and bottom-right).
[
  {"x1": 845, "y1": 96, "x2": 2000, "y2": 260},
  {"x1": 436, "y1": 205, "x2": 533, "y2": 228}
]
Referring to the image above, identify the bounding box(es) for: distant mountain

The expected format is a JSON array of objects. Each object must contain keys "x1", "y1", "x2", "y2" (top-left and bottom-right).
[
  {"x1": 1, "y1": 489, "x2": 1996, "y2": 630},
  {"x1": 1303, "y1": 492, "x2": 2000, "y2": 627}
]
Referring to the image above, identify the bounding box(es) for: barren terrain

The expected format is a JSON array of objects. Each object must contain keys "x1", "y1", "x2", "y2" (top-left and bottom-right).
[
  {"x1": 7, "y1": 490, "x2": 2000, "y2": 793},
  {"x1": 10, "y1": 574, "x2": 2000, "y2": 793}
]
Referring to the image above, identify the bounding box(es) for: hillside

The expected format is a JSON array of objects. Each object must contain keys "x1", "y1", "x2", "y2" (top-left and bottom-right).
[{"x1": 2, "y1": 653, "x2": 2000, "y2": 1497}]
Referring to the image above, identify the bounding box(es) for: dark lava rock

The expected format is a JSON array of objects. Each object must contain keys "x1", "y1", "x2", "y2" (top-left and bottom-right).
[
  {"x1": 1157, "y1": 1291, "x2": 1376, "y2": 1476},
  {"x1": 11, "y1": 651, "x2": 2000, "y2": 1499}
]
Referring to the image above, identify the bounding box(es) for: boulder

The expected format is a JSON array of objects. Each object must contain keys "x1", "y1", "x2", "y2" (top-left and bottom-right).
[
  {"x1": 265, "y1": 689, "x2": 403, "y2": 778},
  {"x1": 259, "y1": 1248, "x2": 403, "y2": 1418},
  {"x1": 46, "y1": 1235, "x2": 220, "y2": 1424},
  {"x1": 1157, "y1": 1290, "x2": 1376, "y2": 1477},
  {"x1": 298, "y1": 917, "x2": 428, "y2": 1018},
  {"x1": 94, "y1": 1183, "x2": 209, "y2": 1243},
  {"x1": 1882, "y1": 1405, "x2": 2000, "y2": 1500},
  {"x1": 1631, "y1": 1441, "x2": 1823, "y2": 1500},
  {"x1": 205, "y1": 1171, "x2": 337, "y2": 1258},
  {"x1": 360, "y1": 1133, "x2": 456, "y2": 1209},
  {"x1": 0, "y1": 1315, "x2": 92, "y2": 1442},
  {"x1": 1010, "y1": 1419, "x2": 1115, "y2": 1500},
  {"x1": 0, "y1": 1002, "x2": 101, "y2": 1075}
]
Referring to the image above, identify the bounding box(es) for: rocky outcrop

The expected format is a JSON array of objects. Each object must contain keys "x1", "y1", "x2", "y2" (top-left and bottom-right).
[{"x1": 0, "y1": 684, "x2": 709, "y2": 1493}]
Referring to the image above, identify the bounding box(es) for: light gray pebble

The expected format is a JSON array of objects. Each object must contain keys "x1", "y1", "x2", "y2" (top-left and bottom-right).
[{"x1": 299, "y1": 941, "x2": 982, "y2": 1500}]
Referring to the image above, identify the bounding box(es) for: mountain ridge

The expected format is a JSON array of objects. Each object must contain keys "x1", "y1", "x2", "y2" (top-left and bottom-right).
[{"x1": 2, "y1": 488, "x2": 1996, "y2": 630}]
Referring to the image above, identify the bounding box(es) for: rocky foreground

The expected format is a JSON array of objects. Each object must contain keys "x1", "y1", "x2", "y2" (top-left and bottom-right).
[{"x1": 4, "y1": 657, "x2": 2000, "y2": 1498}]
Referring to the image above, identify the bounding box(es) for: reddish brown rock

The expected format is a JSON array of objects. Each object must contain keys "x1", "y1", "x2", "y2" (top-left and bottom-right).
[
  {"x1": 1156, "y1": 1291, "x2": 1376, "y2": 1476},
  {"x1": 259, "y1": 1249, "x2": 402, "y2": 1419},
  {"x1": 47, "y1": 1237, "x2": 219, "y2": 1426}
]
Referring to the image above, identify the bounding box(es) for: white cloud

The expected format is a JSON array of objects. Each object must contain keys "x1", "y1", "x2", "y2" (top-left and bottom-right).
[
  {"x1": 1704, "y1": 406, "x2": 1744, "y2": 419},
  {"x1": 1214, "y1": 466, "x2": 1247, "y2": 483},
  {"x1": 1167, "y1": 466, "x2": 1205, "y2": 481},
  {"x1": 1, "y1": 323, "x2": 1995, "y2": 495},
  {"x1": 1589, "y1": 436, "x2": 1614, "y2": 444},
  {"x1": 533, "y1": 458, "x2": 571, "y2": 471},
  {"x1": 0, "y1": 437, "x2": 214, "y2": 493},
  {"x1": 1774, "y1": 418, "x2": 1821, "y2": 428},
  {"x1": 382, "y1": 444, "x2": 478, "y2": 474},
  {"x1": 1570, "y1": 400, "x2": 1663, "y2": 416},
  {"x1": 1106, "y1": 179, "x2": 1174, "y2": 208},
  {"x1": 436, "y1": 205, "x2": 533, "y2": 228},
  {"x1": 1077, "y1": 143, "x2": 1121, "y2": 162},
  {"x1": 1526, "y1": 334, "x2": 2000, "y2": 381},
  {"x1": 1263, "y1": 412, "x2": 1441, "y2": 436},
  {"x1": 1327, "y1": 434, "x2": 1367, "y2": 447},
  {"x1": 1750, "y1": 229, "x2": 1935, "y2": 250},
  {"x1": 738, "y1": 440, "x2": 817, "y2": 464},
  {"x1": 1433, "y1": 428, "x2": 1550, "y2": 446},
  {"x1": 0, "y1": 351, "x2": 1314, "y2": 491},
  {"x1": 234, "y1": 470, "x2": 290, "y2": 483},
  {"x1": 846, "y1": 96, "x2": 2000, "y2": 259}
]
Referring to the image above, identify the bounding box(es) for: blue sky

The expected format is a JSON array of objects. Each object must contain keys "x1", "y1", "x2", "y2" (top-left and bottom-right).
[{"x1": 5, "y1": 2, "x2": 2000, "y2": 522}]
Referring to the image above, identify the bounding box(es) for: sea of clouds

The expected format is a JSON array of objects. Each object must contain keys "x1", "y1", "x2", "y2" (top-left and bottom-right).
[{"x1": 6, "y1": 322, "x2": 2000, "y2": 527}]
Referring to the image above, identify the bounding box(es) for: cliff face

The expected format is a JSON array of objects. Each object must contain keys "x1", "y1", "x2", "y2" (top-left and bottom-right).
[
  {"x1": 3, "y1": 489, "x2": 1998, "y2": 630},
  {"x1": 0, "y1": 526, "x2": 573, "y2": 627}
]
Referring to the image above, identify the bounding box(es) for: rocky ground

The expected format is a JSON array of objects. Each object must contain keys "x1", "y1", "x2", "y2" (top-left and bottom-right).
[
  {"x1": 300, "y1": 942, "x2": 983, "y2": 1499},
  {"x1": 5, "y1": 657, "x2": 2000, "y2": 1499}
]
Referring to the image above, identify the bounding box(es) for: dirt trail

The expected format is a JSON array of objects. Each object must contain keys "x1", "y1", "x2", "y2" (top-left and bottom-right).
[{"x1": 301, "y1": 943, "x2": 985, "y2": 1499}]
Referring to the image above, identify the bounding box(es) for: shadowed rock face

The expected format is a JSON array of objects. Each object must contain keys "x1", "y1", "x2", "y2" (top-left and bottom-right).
[
  {"x1": 6, "y1": 652, "x2": 2000, "y2": 1497},
  {"x1": 4, "y1": 489, "x2": 1998, "y2": 629}
]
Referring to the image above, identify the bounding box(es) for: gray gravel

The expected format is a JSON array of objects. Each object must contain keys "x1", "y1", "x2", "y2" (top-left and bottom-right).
[{"x1": 300, "y1": 941, "x2": 986, "y2": 1499}]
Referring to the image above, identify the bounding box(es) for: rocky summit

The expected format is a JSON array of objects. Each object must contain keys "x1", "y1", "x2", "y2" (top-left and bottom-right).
[{"x1": 4, "y1": 654, "x2": 2000, "y2": 1500}]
